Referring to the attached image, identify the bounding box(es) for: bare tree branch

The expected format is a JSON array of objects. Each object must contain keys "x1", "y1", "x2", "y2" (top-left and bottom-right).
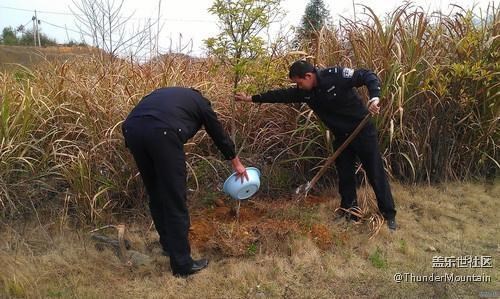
[{"x1": 71, "y1": 0, "x2": 160, "y2": 60}]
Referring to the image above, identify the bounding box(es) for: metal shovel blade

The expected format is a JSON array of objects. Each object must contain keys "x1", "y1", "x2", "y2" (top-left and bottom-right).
[{"x1": 295, "y1": 181, "x2": 311, "y2": 195}]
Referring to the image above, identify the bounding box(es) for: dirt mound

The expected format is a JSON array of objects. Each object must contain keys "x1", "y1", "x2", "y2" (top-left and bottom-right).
[
  {"x1": 302, "y1": 195, "x2": 331, "y2": 206},
  {"x1": 189, "y1": 199, "x2": 334, "y2": 256},
  {"x1": 310, "y1": 224, "x2": 333, "y2": 250}
]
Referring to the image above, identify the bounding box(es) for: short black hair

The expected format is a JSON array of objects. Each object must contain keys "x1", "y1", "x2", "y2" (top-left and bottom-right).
[{"x1": 288, "y1": 60, "x2": 315, "y2": 79}]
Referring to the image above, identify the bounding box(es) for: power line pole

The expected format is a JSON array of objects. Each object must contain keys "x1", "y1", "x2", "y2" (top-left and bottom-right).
[
  {"x1": 37, "y1": 19, "x2": 41, "y2": 46},
  {"x1": 32, "y1": 15, "x2": 36, "y2": 46},
  {"x1": 34, "y1": 10, "x2": 40, "y2": 46},
  {"x1": 32, "y1": 10, "x2": 42, "y2": 47}
]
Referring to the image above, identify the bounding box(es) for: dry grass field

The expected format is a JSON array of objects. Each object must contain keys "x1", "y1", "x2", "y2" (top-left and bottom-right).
[{"x1": 1, "y1": 182, "x2": 498, "y2": 298}]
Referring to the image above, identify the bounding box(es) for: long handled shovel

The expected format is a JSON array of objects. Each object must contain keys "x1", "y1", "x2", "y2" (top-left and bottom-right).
[{"x1": 295, "y1": 113, "x2": 372, "y2": 197}]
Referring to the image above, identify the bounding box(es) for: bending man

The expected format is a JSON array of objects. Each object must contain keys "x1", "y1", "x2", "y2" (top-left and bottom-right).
[{"x1": 123, "y1": 87, "x2": 248, "y2": 276}]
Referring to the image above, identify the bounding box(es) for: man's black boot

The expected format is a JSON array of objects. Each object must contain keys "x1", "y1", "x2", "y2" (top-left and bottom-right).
[
  {"x1": 173, "y1": 259, "x2": 209, "y2": 277},
  {"x1": 387, "y1": 218, "x2": 397, "y2": 231}
]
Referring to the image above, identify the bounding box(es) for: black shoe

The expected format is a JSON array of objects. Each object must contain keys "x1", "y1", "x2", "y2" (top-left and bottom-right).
[
  {"x1": 348, "y1": 214, "x2": 360, "y2": 222},
  {"x1": 334, "y1": 210, "x2": 360, "y2": 222},
  {"x1": 387, "y1": 218, "x2": 397, "y2": 231},
  {"x1": 173, "y1": 259, "x2": 209, "y2": 277}
]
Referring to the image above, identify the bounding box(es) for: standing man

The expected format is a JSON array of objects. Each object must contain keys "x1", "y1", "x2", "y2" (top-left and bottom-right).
[
  {"x1": 123, "y1": 87, "x2": 248, "y2": 276},
  {"x1": 235, "y1": 60, "x2": 396, "y2": 230}
]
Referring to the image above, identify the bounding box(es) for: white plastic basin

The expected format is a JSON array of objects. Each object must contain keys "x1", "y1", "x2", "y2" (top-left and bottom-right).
[{"x1": 223, "y1": 167, "x2": 261, "y2": 200}]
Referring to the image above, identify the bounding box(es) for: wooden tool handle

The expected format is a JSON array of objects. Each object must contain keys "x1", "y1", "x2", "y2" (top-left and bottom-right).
[{"x1": 306, "y1": 114, "x2": 371, "y2": 191}]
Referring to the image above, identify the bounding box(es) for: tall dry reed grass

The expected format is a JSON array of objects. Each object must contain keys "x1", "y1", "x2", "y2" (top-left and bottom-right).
[{"x1": 0, "y1": 4, "x2": 498, "y2": 222}]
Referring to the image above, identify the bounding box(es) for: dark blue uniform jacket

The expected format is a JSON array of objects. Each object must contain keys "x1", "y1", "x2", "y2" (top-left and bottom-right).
[
  {"x1": 125, "y1": 87, "x2": 236, "y2": 160},
  {"x1": 252, "y1": 67, "x2": 381, "y2": 136}
]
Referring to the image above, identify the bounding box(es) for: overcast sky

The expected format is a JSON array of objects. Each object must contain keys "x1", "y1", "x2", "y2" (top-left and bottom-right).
[{"x1": 0, "y1": 0, "x2": 496, "y2": 56}]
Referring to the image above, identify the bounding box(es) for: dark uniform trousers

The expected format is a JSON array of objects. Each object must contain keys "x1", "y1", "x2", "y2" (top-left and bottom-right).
[
  {"x1": 122, "y1": 116, "x2": 193, "y2": 273},
  {"x1": 333, "y1": 125, "x2": 396, "y2": 220}
]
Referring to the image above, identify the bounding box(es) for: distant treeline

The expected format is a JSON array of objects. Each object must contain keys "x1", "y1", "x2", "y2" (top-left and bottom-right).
[{"x1": 0, "y1": 26, "x2": 86, "y2": 47}]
